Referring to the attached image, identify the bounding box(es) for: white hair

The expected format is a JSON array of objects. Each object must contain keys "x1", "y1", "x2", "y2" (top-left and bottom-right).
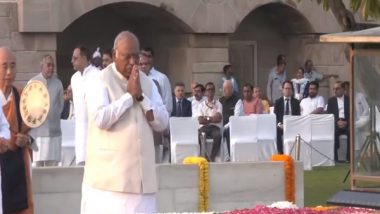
[{"x1": 113, "y1": 31, "x2": 139, "y2": 50}]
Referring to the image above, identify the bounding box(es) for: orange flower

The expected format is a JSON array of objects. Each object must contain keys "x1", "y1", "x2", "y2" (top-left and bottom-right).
[{"x1": 272, "y1": 154, "x2": 295, "y2": 203}]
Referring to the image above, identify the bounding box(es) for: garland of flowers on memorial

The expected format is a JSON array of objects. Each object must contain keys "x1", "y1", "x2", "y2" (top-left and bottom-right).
[
  {"x1": 271, "y1": 154, "x2": 295, "y2": 203},
  {"x1": 183, "y1": 156, "x2": 209, "y2": 212}
]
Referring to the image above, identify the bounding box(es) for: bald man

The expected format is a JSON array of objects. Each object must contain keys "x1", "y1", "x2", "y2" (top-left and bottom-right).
[
  {"x1": 0, "y1": 47, "x2": 33, "y2": 214},
  {"x1": 82, "y1": 31, "x2": 169, "y2": 213}
]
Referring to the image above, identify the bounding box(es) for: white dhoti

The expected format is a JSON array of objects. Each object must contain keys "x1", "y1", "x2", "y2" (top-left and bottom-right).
[
  {"x1": 81, "y1": 183, "x2": 156, "y2": 214},
  {"x1": 33, "y1": 136, "x2": 62, "y2": 162}
]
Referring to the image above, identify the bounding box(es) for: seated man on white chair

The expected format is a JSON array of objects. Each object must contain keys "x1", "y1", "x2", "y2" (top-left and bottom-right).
[
  {"x1": 300, "y1": 81, "x2": 325, "y2": 116},
  {"x1": 194, "y1": 82, "x2": 223, "y2": 162}
]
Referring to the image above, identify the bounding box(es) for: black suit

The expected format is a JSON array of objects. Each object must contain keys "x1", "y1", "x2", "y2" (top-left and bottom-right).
[
  {"x1": 171, "y1": 97, "x2": 192, "y2": 117},
  {"x1": 327, "y1": 95, "x2": 350, "y2": 161},
  {"x1": 274, "y1": 97, "x2": 301, "y2": 154}
]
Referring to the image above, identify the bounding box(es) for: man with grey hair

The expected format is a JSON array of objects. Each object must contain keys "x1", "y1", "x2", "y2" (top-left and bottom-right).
[
  {"x1": 219, "y1": 80, "x2": 239, "y2": 157},
  {"x1": 29, "y1": 55, "x2": 64, "y2": 167},
  {"x1": 81, "y1": 31, "x2": 168, "y2": 213}
]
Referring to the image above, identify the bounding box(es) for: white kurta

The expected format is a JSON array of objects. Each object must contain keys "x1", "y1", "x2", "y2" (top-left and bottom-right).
[
  {"x1": 300, "y1": 95, "x2": 325, "y2": 116},
  {"x1": 149, "y1": 67, "x2": 173, "y2": 114},
  {"x1": 191, "y1": 96, "x2": 205, "y2": 116},
  {"x1": 29, "y1": 73, "x2": 64, "y2": 162},
  {"x1": 82, "y1": 63, "x2": 168, "y2": 213},
  {"x1": 71, "y1": 65, "x2": 99, "y2": 164}
]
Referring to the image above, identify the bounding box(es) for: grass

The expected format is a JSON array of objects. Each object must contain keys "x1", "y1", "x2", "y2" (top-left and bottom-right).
[{"x1": 304, "y1": 163, "x2": 351, "y2": 207}]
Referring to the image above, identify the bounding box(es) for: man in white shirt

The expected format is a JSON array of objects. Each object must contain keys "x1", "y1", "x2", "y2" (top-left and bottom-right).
[
  {"x1": 193, "y1": 82, "x2": 223, "y2": 162},
  {"x1": 191, "y1": 83, "x2": 206, "y2": 114},
  {"x1": 141, "y1": 47, "x2": 173, "y2": 114},
  {"x1": 70, "y1": 45, "x2": 99, "y2": 165},
  {"x1": 30, "y1": 55, "x2": 64, "y2": 167},
  {"x1": 300, "y1": 81, "x2": 325, "y2": 116},
  {"x1": 188, "y1": 81, "x2": 198, "y2": 102},
  {"x1": 81, "y1": 31, "x2": 168, "y2": 213}
]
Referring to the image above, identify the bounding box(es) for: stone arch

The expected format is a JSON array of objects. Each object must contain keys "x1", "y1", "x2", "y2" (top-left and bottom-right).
[
  {"x1": 229, "y1": 1, "x2": 342, "y2": 100},
  {"x1": 229, "y1": 2, "x2": 315, "y2": 97},
  {"x1": 56, "y1": 1, "x2": 194, "y2": 86}
]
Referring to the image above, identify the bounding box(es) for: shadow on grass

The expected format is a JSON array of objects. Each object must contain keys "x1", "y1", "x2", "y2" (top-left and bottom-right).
[{"x1": 304, "y1": 163, "x2": 350, "y2": 207}]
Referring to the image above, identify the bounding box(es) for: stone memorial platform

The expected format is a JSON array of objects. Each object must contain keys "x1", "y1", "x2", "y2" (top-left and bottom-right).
[{"x1": 32, "y1": 162, "x2": 303, "y2": 213}]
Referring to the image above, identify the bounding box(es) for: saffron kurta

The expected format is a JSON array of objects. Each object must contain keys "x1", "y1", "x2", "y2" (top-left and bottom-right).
[{"x1": 0, "y1": 87, "x2": 33, "y2": 214}]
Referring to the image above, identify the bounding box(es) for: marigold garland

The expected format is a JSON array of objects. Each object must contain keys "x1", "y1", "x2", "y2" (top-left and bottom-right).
[
  {"x1": 183, "y1": 156, "x2": 209, "y2": 212},
  {"x1": 272, "y1": 154, "x2": 295, "y2": 203}
]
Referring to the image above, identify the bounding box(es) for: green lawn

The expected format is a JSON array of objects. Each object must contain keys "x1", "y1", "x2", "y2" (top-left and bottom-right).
[{"x1": 304, "y1": 163, "x2": 351, "y2": 207}]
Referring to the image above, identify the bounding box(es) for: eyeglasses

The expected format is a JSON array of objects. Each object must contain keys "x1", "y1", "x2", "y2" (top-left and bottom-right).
[{"x1": 206, "y1": 88, "x2": 215, "y2": 91}]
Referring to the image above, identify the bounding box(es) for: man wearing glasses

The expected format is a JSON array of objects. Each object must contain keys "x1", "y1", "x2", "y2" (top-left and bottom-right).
[
  {"x1": 193, "y1": 82, "x2": 223, "y2": 162},
  {"x1": 327, "y1": 81, "x2": 350, "y2": 161},
  {"x1": 274, "y1": 80, "x2": 300, "y2": 154}
]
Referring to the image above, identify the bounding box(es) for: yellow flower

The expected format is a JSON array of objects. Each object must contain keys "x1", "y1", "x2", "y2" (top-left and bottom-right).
[{"x1": 183, "y1": 156, "x2": 209, "y2": 212}]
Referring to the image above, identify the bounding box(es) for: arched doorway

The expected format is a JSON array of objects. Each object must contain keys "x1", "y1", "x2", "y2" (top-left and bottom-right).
[
  {"x1": 230, "y1": 3, "x2": 314, "y2": 97},
  {"x1": 57, "y1": 2, "x2": 193, "y2": 87}
]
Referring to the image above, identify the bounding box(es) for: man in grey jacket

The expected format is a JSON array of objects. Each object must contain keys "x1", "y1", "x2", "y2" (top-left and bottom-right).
[{"x1": 30, "y1": 55, "x2": 64, "y2": 167}]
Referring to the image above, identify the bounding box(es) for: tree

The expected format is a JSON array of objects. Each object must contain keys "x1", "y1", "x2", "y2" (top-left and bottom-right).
[{"x1": 304, "y1": 0, "x2": 380, "y2": 31}]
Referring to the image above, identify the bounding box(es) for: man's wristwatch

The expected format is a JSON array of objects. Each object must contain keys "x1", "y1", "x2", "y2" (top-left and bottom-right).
[
  {"x1": 136, "y1": 95, "x2": 144, "y2": 102},
  {"x1": 206, "y1": 116, "x2": 210, "y2": 121}
]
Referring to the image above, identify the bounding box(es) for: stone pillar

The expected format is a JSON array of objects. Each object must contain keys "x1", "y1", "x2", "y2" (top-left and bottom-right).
[
  {"x1": 0, "y1": 1, "x2": 57, "y2": 88},
  {"x1": 168, "y1": 34, "x2": 229, "y2": 95}
]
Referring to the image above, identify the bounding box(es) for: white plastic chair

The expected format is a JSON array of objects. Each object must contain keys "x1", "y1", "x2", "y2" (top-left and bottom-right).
[
  {"x1": 256, "y1": 114, "x2": 277, "y2": 160},
  {"x1": 310, "y1": 114, "x2": 335, "y2": 167},
  {"x1": 170, "y1": 117, "x2": 199, "y2": 163},
  {"x1": 60, "y1": 119, "x2": 75, "y2": 166},
  {"x1": 229, "y1": 115, "x2": 258, "y2": 162},
  {"x1": 204, "y1": 126, "x2": 225, "y2": 162},
  {"x1": 283, "y1": 115, "x2": 312, "y2": 170}
]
